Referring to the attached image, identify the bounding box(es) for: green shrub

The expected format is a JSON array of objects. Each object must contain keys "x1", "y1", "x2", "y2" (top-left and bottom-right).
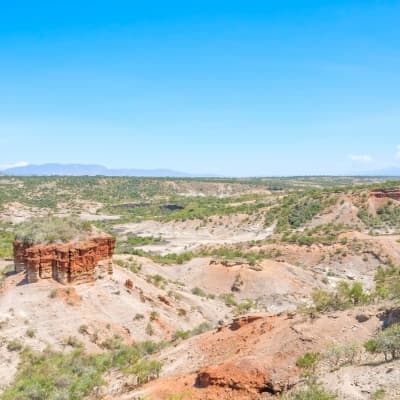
[
  {"x1": 220, "y1": 293, "x2": 237, "y2": 307},
  {"x1": 191, "y1": 322, "x2": 213, "y2": 336},
  {"x1": 147, "y1": 274, "x2": 167, "y2": 288},
  {"x1": 296, "y1": 352, "x2": 319, "y2": 372},
  {"x1": 172, "y1": 323, "x2": 213, "y2": 342},
  {"x1": 364, "y1": 323, "x2": 400, "y2": 362},
  {"x1": 7, "y1": 339, "x2": 23, "y2": 352},
  {"x1": 100, "y1": 335, "x2": 124, "y2": 351},
  {"x1": 63, "y1": 336, "x2": 82, "y2": 349},
  {"x1": 375, "y1": 266, "x2": 400, "y2": 300},
  {"x1": 173, "y1": 330, "x2": 191, "y2": 341},
  {"x1": 324, "y1": 343, "x2": 360, "y2": 370},
  {"x1": 234, "y1": 299, "x2": 256, "y2": 316},
  {"x1": 372, "y1": 388, "x2": 386, "y2": 400},
  {"x1": 311, "y1": 281, "x2": 369, "y2": 313},
  {"x1": 78, "y1": 325, "x2": 89, "y2": 335},
  {"x1": 191, "y1": 287, "x2": 207, "y2": 297},
  {"x1": 26, "y1": 329, "x2": 36, "y2": 338},
  {"x1": 113, "y1": 259, "x2": 126, "y2": 267}
]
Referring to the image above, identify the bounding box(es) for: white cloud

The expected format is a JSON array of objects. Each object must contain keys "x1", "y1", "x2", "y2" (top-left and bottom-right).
[
  {"x1": 0, "y1": 161, "x2": 29, "y2": 171},
  {"x1": 349, "y1": 154, "x2": 373, "y2": 163}
]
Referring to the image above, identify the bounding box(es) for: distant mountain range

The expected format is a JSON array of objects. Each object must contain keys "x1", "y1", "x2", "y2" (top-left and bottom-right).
[
  {"x1": 2, "y1": 163, "x2": 400, "y2": 178},
  {"x1": 2, "y1": 163, "x2": 214, "y2": 177}
]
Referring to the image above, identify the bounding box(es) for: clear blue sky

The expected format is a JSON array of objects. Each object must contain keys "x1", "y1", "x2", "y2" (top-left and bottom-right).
[{"x1": 1, "y1": 0, "x2": 400, "y2": 176}]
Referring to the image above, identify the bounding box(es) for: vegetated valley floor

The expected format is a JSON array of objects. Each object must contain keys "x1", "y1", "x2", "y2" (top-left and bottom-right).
[{"x1": 1, "y1": 176, "x2": 400, "y2": 399}]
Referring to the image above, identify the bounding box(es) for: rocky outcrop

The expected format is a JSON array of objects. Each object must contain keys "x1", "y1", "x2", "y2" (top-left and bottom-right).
[
  {"x1": 370, "y1": 189, "x2": 400, "y2": 201},
  {"x1": 13, "y1": 236, "x2": 115, "y2": 284},
  {"x1": 196, "y1": 359, "x2": 270, "y2": 394}
]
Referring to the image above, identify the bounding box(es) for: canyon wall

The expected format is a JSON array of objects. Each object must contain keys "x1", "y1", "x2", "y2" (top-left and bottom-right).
[{"x1": 370, "y1": 188, "x2": 400, "y2": 201}]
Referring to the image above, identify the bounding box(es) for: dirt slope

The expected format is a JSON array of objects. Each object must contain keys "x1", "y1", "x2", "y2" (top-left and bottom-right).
[{"x1": 114, "y1": 309, "x2": 382, "y2": 400}]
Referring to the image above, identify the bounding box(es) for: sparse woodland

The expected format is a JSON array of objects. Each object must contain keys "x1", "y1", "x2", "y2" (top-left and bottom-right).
[{"x1": 1, "y1": 176, "x2": 400, "y2": 399}]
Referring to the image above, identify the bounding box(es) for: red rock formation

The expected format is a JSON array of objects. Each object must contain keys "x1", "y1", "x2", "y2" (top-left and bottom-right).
[
  {"x1": 197, "y1": 359, "x2": 269, "y2": 394},
  {"x1": 125, "y1": 279, "x2": 133, "y2": 290},
  {"x1": 370, "y1": 188, "x2": 400, "y2": 201},
  {"x1": 13, "y1": 241, "x2": 31, "y2": 273},
  {"x1": 13, "y1": 236, "x2": 115, "y2": 284}
]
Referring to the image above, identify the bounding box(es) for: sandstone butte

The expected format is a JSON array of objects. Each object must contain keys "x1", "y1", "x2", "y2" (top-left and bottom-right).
[{"x1": 13, "y1": 235, "x2": 116, "y2": 284}]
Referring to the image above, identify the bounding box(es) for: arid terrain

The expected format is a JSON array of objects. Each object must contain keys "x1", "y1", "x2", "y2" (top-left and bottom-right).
[{"x1": 1, "y1": 176, "x2": 400, "y2": 399}]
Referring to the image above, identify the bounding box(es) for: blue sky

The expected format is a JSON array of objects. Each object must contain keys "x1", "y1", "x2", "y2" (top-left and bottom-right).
[{"x1": 1, "y1": 0, "x2": 400, "y2": 176}]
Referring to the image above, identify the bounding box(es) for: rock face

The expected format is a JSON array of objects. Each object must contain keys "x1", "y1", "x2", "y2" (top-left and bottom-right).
[
  {"x1": 370, "y1": 189, "x2": 400, "y2": 201},
  {"x1": 13, "y1": 236, "x2": 115, "y2": 284}
]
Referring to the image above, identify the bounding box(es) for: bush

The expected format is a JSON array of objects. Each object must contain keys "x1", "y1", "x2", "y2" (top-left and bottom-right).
[
  {"x1": 311, "y1": 281, "x2": 369, "y2": 313},
  {"x1": 172, "y1": 323, "x2": 213, "y2": 342},
  {"x1": 234, "y1": 299, "x2": 256, "y2": 316},
  {"x1": 147, "y1": 274, "x2": 167, "y2": 288},
  {"x1": 220, "y1": 293, "x2": 237, "y2": 307},
  {"x1": 173, "y1": 330, "x2": 192, "y2": 341},
  {"x1": 324, "y1": 343, "x2": 360, "y2": 370},
  {"x1": 7, "y1": 339, "x2": 23, "y2": 352},
  {"x1": 191, "y1": 287, "x2": 207, "y2": 297},
  {"x1": 26, "y1": 329, "x2": 36, "y2": 338},
  {"x1": 78, "y1": 325, "x2": 89, "y2": 335},
  {"x1": 364, "y1": 323, "x2": 400, "y2": 362},
  {"x1": 375, "y1": 266, "x2": 400, "y2": 300},
  {"x1": 100, "y1": 335, "x2": 124, "y2": 350},
  {"x1": 372, "y1": 389, "x2": 386, "y2": 400},
  {"x1": 63, "y1": 336, "x2": 82, "y2": 349},
  {"x1": 296, "y1": 352, "x2": 319, "y2": 373}
]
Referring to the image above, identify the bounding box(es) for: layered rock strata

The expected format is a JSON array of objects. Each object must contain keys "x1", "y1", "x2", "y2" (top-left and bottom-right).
[
  {"x1": 13, "y1": 236, "x2": 115, "y2": 284},
  {"x1": 370, "y1": 189, "x2": 400, "y2": 201}
]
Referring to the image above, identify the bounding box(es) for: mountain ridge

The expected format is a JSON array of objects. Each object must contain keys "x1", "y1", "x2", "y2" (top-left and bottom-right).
[{"x1": 2, "y1": 163, "x2": 215, "y2": 177}]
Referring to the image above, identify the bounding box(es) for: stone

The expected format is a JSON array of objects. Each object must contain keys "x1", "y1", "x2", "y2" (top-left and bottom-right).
[{"x1": 356, "y1": 314, "x2": 370, "y2": 323}]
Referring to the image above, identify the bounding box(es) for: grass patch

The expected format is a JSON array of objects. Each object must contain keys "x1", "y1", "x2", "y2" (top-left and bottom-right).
[
  {"x1": 0, "y1": 224, "x2": 14, "y2": 257},
  {"x1": 1, "y1": 341, "x2": 164, "y2": 400},
  {"x1": 280, "y1": 384, "x2": 337, "y2": 400},
  {"x1": 14, "y1": 216, "x2": 93, "y2": 246}
]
